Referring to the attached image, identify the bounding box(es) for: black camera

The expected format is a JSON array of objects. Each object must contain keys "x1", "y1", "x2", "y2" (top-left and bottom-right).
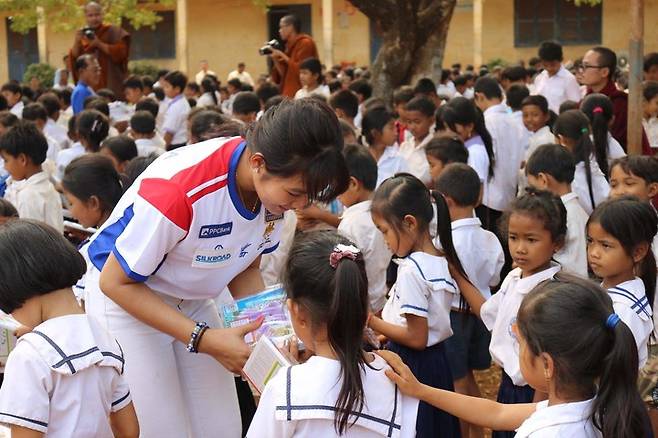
[
  {"x1": 82, "y1": 27, "x2": 95, "y2": 40},
  {"x1": 259, "y1": 39, "x2": 282, "y2": 56}
]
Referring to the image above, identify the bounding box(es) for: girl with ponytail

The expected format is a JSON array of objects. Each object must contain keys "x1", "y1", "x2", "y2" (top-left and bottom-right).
[
  {"x1": 248, "y1": 230, "x2": 418, "y2": 437},
  {"x1": 76, "y1": 109, "x2": 109, "y2": 153},
  {"x1": 580, "y1": 93, "x2": 626, "y2": 177},
  {"x1": 368, "y1": 173, "x2": 467, "y2": 438},
  {"x1": 380, "y1": 275, "x2": 651, "y2": 437}
]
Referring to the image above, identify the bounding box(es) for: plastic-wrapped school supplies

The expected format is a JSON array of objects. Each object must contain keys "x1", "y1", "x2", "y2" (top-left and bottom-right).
[
  {"x1": 0, "y1": 312, "x2": 19, "y2": 371},
  {"x1": 220, "y1": 285, "x2": 294, "y2": 345}
]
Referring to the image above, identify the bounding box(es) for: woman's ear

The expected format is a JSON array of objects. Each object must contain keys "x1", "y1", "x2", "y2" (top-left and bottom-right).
[{"x1": 249, "y1": 152, "x2": 266, "y2": 173}]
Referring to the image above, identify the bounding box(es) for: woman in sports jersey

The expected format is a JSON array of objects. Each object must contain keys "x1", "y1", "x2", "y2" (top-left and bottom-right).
[{"x1": 84, "y1": 99, "x2": 349, "y2": 437}]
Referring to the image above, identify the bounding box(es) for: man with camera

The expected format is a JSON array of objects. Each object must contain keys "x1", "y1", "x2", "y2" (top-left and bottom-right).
[
  {"x1": 69, "y1": 2, "x2": 130, "y2": 98},
  {"x1": 267, "y1": 14, "x2": 318, "y2": 98}
]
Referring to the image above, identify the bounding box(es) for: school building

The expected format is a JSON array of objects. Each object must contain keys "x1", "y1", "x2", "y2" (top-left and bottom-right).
[{"x1": 1, "y1": 0, "x2": 658, "y2": 85}]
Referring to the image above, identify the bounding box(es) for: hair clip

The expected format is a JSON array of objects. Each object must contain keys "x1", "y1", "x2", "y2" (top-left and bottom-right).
[
  {"x1": 581, "y1": 127, "x2": 589, "y2": 134},
  {"x1": 605, "y1": 313, "x2": 620, "y2": 329},
  {"x1": 592, "y1": 106, "x2": 604, "y2": 114},
  {"x1": 329, "y1": 244, "x2": 360, "y2": 269}
]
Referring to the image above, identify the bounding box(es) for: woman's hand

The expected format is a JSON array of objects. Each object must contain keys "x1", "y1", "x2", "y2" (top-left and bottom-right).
[
  {"x1": 197, "y1": 317, "x2": 263, "y2": 373},
  {"x1": 376, "y1": 350, "x2": 425, "y2": 399}
]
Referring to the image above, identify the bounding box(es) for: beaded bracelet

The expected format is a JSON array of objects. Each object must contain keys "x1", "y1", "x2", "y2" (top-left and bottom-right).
[{"x1": 187, "y1": 321, "x2": 209, "y2": 353}]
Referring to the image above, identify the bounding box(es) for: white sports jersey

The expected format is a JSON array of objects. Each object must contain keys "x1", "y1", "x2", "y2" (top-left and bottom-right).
[
  {"x1": 607, "y1": 278, "x2": 654, "y2": 368},
  {"x1": 480, "y1": 263, "x2": 561, "y2": 386},
  {"x1": 382, "y1": 252, "x2": 457, "y2": 346},
  {"x1": 86, "y1": 137, "x2": 283, "y2": 300},
  {"x1": 247, "y1": 354, "x2": 418, "y2": 438},
  {"x1": 515, "y1": 398, "x2": 600, "y2": 437},
  {"x1": 0, "y1": 314, "x2": 130, "y2": 437}
]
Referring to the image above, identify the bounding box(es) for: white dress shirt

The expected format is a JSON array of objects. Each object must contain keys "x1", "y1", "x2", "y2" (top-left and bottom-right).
[
  {"x1": 554, "y1": 192, "x2": 589, "y2": 278},
  {"x1": 515, "y1": 398, "x2": 600, "y2": 437},
  {"x1": 4, "y1": 171, "x2": 63, "y2": 232},
  {"x1": 376, "y1": 145, "x2": 408, "y2": 188},
  {"x1": 533, "y1": 65, "x2": 582, "y2": 113},
  {"x1": 399, "y1": 131, "x2": 434, "y2": 185},
  {"x1": 573, "y1": 158, "x2": 610, "y2": 214}
]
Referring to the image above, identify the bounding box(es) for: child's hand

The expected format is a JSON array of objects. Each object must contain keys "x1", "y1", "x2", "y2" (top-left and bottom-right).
[
  {"x1": 283, "y1": 335, "x2": 313, "y2": 363},
  {"x1": 376, "y1": 350, "x2": 424, "y2": 398}
]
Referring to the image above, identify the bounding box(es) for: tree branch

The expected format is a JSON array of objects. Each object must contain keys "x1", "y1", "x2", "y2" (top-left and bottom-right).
[{"x1": 348, "y1": 0, "x2": 396, "y2": 24}]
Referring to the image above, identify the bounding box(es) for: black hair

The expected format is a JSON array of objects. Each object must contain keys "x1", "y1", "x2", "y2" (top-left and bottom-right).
[
  {"x1": 227, "y1": 78, "x2": 243, "y2": 90},
  {"x1": 157, "y1": 69, "x2": 170, "y2": 79},
  {"x1": 264, "y1": 95, "x2": 285, "y2": 112},
  {"x1": 580, "y1": 93, "x2": 614, "y2": 177},
  {"x1": 506, "y1": 84, "x2": 529, "y2": 111},
  {"x1": 130, "y1": 110, "x2": 156, "y2": 135},
  {"x1": 435, "y1": 105, "x2": 447, "y2": 131},
  {"x1": 22, "y1": 103, "x2": 48, "y2": 122},
  {"x1": 526, "y1": 143, "x2": 576, "y2": 184},
  {"x1": 330, "y1": 90, "x2": 359, "y2": 119},
  {"x1": 0, "y1": 111, "x2": 18, "y2": 129},
  {"x1": 517, "y1": 275, "x2": 649, "y2": 438},
  {"x1": 588, "y1": 197, "x2": 658, "y2": 305},
  {"x1": 501, "y1": 66, "x2": 527, "y2": 83},
  {"x1": 371, "y1": 173, "x2": 468, "y2": 279},
  {"x1": 102, "y1": 135, "x2": 138, "y2": 164},
  {"x1": 435, "y1": 163, "x2": 480, "y2": 207},
  {"x1": 200, "y1": 77, "x2": 219, "y2": 106},
  {"x1": 0, "y1": 95, "x2": 6, "y2": 112},
  {"x1": 392, "y1": 86, "x2": 415, "y2": 106},
  {"x1": 610, "y1": 155, "x2": 658, "y2": 184},
  {"x1": 413, "y1": 78, "x2": 437, "y2": 96},
  {"x1": 62, "y1": 154, "x2": 123, "y2": 221},
  {"x1": 153, "y1": 87, "x2": 165, "y2": 101},
  {"x1": 339, "y1": 119, "x2": 356, "y2": 141},
  {"x1": 256, "y1": 83, "x2": 280, "y2": 105},
  {"x1": 521, "y1": 94, "x2": 549, "y2": 114},
  {"x1": 474, "y1": 76, "x2": 502, "y2": 100},
  {"x1": 186, "y1": 82, "x2": 200, "y2": 94},
  {"x1": 591, "y1": 46, "x2": 618, "y2": 80},
  {"x1": 0, "y1": 220, "x2": 87, "y2": 314},
  {"x1": 190, "y1": 110, "x2": 229, "y2": 142},
  {"x1": 425, "y1": 135, "x2": 469, "y2": 166},
  {"x1": 553, "y1": 109, "x2": 597, "y2": 209},
  {"x1": 538, "y1": 41, "x2": 563, "y2": 62},
  {"x1": 20, "y1": 86, "x2": 34, "y2": 102},
  {"x1": 0, "y1": 120, "x2": 47, "y2": 164},
  {"x1": 404, "y1": 96, "x2": 436, "y2": 118},
  {"x1": 0, "y1": 82, "x2": 22, "y2": 96},
  {"x1": 342, "y1": 144, "x2": 377, "y2": 192},
  {"x1": 363, "y1": 97, "x2": 386, "y2": 113},
  {"x1": 232, "y1": 91, "x2": 260, "y2": 115},
  {"x1": 163, "y1": 70, "x2": 188, "y2": 91},
  {"x1": 300, "y1": 58, "x2": 323, "y2": 84},
  {"x1": 84, "y1": 97, "x2": 110, "y2": 117},
  {"x1": 644, "y1": 81, "x2": 658, "y2": 102},
  {"x1": 141, "y1": 75, "x2": 154, "y2": 89},
  {"x1": 645, "y1": 53, "x2": 658, "y2": 73},
  {"x1": 96, "y1": 88, "x2": 116, "y2": 102},
  {"x1": 0, "y1": 199, "x2": 18, "y2": 218},
  {"x1": 247, "y1": 98, "x2": 348, "y2": 203},
  {"x1": 281, "y1": 14, "x2": 301, "y2": 33},
  {"x1": 76, "y1": 109, "x2": 109, "y2": 152},
  {"x1": 125, "y1": 154, "x2": 159, "y2": 189},
  {"x1": 37, "y1": 93, "x2": 61, "y2": 118},
  {"x1": 360, "y1": 107, "x2": 394, "y2": 146},
  {"x1": 559, "y1": 100, "x2": 580, "y2": 114},
  {"x1": 442, "y1": 96, "x2": 495, "y2": 177},
  {"x1": 453, "y1": 75, "x2": 468, "y2": 88},
  {"x1": 284, "y1": 230, "x2": 370, "y2": 434},
  {"x1": 123, "y1": 75, "x2": 144, "y2": 91},
  {"x1": 135, "y1": 97, "x2": 159, "y2": 119},
  {"x1": 56, "y1": 87, "x2": 72, "y2": 106},
  {"x1": 74, "y1": 54, "x2": 94, "y2": 73},
  {"x1": 500, "y1": 187, "x2": 567, "y2": 246}
]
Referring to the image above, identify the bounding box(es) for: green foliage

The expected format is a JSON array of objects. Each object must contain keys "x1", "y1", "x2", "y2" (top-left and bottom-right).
[
  {"x1": 487, "y1": 58, "x2": 508, "y2": 70},
  {"x1": 0, "y1": 0, "x2": 176, "y2": 34},
  {"x1": 22, "y1": 63, "x2": 56, "y2": 87},
  {"x1": 570, "y1": 0, "x2": 602, "y2": 5},
  {"x1": 128, "y1": 61, "x2": 160, "y2": 79}
]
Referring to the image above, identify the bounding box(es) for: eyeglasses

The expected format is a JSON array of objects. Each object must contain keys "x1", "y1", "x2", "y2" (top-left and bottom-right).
[{"x1": 577, "y1": 63, "x2": 606, "y2": 72}]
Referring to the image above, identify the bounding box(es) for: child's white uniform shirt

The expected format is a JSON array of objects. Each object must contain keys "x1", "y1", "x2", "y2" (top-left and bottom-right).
[
  {"x1": 518, "y1": 126, "x2": 556, "y2": 195},
  {"x1": 247, "y1": 354, "x2": 418, "y2": 438},
  {"x1": 260, "y1": 210, "x2": 297, "y2": 287},
  {"x1": 45, "y1": 118, "x2": 70, "y2": 152},
  {"x1": 437, "y1": 218, "x2": 504, "y2": 308},
  {"x1": 4, "y1": 171, "x2": 63, "y2": 232},
  {"x1": 481, "y1": 263, "x2": 561, "y2": 386},
  {"x1": 554, "y1": 192, "x2": 589, "y2": 278},
  {"x1": 607, "y1": 278, "x2": 653, "y2": 368},
  {"x1": 338, "y1": 200, "x2": 392, "y2": 312},
  {"x1": 643, "y1": 117, "x2": 658, "y2": 149},
  {"x1": 514, "y1": 398, "x2": 600, "y2": 437},
  {"x1": 573, "y1": 158, "x2": 610, "y2": 214},
  {"x1": 376, "y1": 145, "x2": 408, "y2": 188},
  {"x1": 86, "y1": 137, "x2": 283, "y2": 301},
  {"x1": 9, "y1": 100, "x2": 24, "y2": 118},
  {"x1": 382, "y1": 252, "x2": 457, "y2": 346},
  {"x1": 532, "y1": 65, "x2": 582, "y2": 113},
  {"x1": 55, "y1": 142, "x2": 85, "y2": 182},
  {"x1": 135, "y1": 137, "x2": 165, "y2": 157},
  {"x1": 605, "y1": 133, "x2": 626, "y2": 166},
  {"x1": 162, "y1": 94, "x2": 191, "y2": 145},
  {"x1": 399, "y1": 131, "x2": 434, "y2": 186},
  {"x1": 0, "y1": 314, "x2": 131, "y2": 437},
  {"x1": 464, "y1": 136, "x2": 490, "y2": 183}
]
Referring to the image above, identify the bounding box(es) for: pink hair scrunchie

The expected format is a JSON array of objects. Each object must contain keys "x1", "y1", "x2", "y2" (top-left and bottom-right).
[{"x1": 329, "y1": 244, "x2": 360, "y2": 269}]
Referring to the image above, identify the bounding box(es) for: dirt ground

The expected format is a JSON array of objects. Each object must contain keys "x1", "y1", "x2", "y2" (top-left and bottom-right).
[{"x1": 473, "y1": 364, "x2": 503, "y2": 438}]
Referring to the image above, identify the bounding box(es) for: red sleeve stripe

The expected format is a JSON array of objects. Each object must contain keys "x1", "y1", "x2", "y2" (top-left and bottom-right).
[{"x1": 138, "y1": 178, "x2": 193, "y2": 231}]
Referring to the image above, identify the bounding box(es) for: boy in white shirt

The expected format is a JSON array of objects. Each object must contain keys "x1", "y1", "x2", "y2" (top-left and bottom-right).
[
  {"x1": 1, "y1": 82, "x2": 24, "y2": 119},
  {"x1": 434, "y1": 163, "x2": 504, "y2": 438},
  {"x1": 526, "y1": 144, "x2": 589, "y2": 278},
  {"x1": 129, "y1": 110, "x2": 164, "y2": 156},
  {"x1": 337, "y1": 145, "x2": 392, "y2": 313},
  {"x1": 232, "y1": 92, "x2": 261, "y2": 126},
  {"x1": 642, "y1": 81, "x2": 658, "y2": 149},
  {"x1": 22, "y1": 102, "x2": 61, "y2": 163},
  {"x1": 532, "y1": 41, "x2": 582, "y2": 113},
  {"x1": 0, "y1": 120, "x2": 63, "y2": 232},
  {"x1": 161, "y1": 70, "x2": 191, "y2": 149},
  {"x1": 39, "y1": 92, "x2": 70, "y2": 152},
  {"x1": 399, "y1": 96, "x2": 436, "y2": 186}
]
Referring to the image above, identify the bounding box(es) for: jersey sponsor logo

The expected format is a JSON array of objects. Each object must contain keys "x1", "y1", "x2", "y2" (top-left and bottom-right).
[
  {"x1": 199, "y1": 222, "x2": 233, "y2": 239},
  {"x1": 239, "y1": 243, "x2": 251, "y2": 258},
  {"x1": 258, "y1": 221, "x2": 276, "y2": 251},
  {"x1": 265, "y1": 210, "x2": 284, "y2": 222},
  {"x1": 192, "y1": 246, "x2": 234, "y2": 268}
]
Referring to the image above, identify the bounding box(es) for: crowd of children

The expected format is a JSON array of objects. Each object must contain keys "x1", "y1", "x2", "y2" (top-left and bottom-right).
[{"x1": 0, "y1": 33, "x2": 657, "y2": 438}]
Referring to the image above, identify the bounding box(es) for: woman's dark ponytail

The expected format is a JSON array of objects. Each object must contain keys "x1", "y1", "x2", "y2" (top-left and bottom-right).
[{"x1": 581, "y1": 94, "x2": 614, "y2": 178}]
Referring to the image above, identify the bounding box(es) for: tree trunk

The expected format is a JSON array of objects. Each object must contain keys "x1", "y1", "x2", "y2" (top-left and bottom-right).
[{"x1": 349, "y1": 0, "x2": 457, "y2": 102}]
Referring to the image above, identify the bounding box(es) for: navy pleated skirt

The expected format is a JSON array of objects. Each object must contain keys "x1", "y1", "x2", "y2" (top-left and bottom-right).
[
  {"x1": 491, "y1": 370, "x2": 534, "y2": 438},
  {"x1": 387, "y1": 341, "x2": 461, "y2": 438}
]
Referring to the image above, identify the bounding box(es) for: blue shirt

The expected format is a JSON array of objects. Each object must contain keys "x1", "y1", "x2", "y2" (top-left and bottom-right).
[{"x1": 71, "y1": 81, "x2": 94, "y2": 114}]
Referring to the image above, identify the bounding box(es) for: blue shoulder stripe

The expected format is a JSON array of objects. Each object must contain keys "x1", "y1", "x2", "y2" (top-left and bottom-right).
[{"x1": 407, "y1": 255, "x2": 456, "y2": 289}]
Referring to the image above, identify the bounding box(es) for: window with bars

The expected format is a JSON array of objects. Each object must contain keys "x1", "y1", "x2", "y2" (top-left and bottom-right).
[
  {"x1": 514, "y1": 0, "x2": 602, "y2": 47},
  {"x1": 125, "y1": 11, "x2": 176, "y2": 60}
]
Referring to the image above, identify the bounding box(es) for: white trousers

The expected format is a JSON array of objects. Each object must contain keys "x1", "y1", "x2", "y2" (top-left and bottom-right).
[{"x1": 86, "y1": 281, "x2": 242, "y2": 438}]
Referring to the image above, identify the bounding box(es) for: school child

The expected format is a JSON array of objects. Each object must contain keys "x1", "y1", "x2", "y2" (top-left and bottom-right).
[
  {"x1": 360, "y1": 106, "x2": 408, "y2": 187},
  {"x1": 101, "y1": 135, "x2": 138, "y2": 174},
  {"x1": 553, "y1": 109, "x2": 610, "y2": 214},
  {"x1": 248, "y1": 230, "x2": 418, "y2": 437},
  {"x1": 84, "y1": 98, "x2": 120, "y2": 138},
  {"x1": 123, "y1": 75, "x2": 144, "y2": 108},
  {"x1": 380, "y1": 276, "x2": 651, "y2": 438},
  {"x1": 398, "y1": 97, "x2": 436, "y2": 186},
  {"x1": 367, "y1": 173, "x2": 466, "y2": 438},
  {"x1": 609, "y1": 155, "x2": 658, "y2": 203},
  {"x1": 434, "y1": 163, "x2": 504, "y2": 438},
  {"x1": 393, "y1": 86, "x2": 414, "y2": 144},
  {"x1": 197, "y1": 77, "x2": 220, "y2": 108},
  {"x1": 413, "y1": 77, "x2": 442, "y2": 109},
  {"x1": 525, "y1": 144, "x2": 589, "y2": 278},
  {"x1": 519, "y1": 95, "x2": 554, "y2": 166},
  {"x1": 232, "y1": 91, "x2": 261, "y2": 126},
  {"x1": 0, "y1": 121, "x2": 63, "y2": 232},
  {"x1": 329, "y1": 89, "x2": 360, "y2": 132},
  {"x1": 643, "y1": 81, "x2": 658, "y2": 149},
  {"x1": 533, "y1": 40, "x2": 583, "y2": 112},
  {"x1": 161, "y1": 70, "x2": 191, "y2": 149},
  {"x1": 349, "y1": 79, "x2": 373, "y2": 129},
  {"x1": 442, "y1": 97, "x2": 494, "y2": 185},
  {"x1": 336, "y1": 145, "x2": 392, "y2": 313},
  {"x1": 185, "y1": 82, "x2": 201, "y2": 101},
  {"x1": 22, "y1": 102, "x2": 61, "y2": 162},
  {"x1": 295, "y1": 58, "x2": 330, "y2": 100},
  {"x1": 0, "y1": 198, "x2": 18, "y2": 224},
  {"x1": 129, "y1": 110, "x2": 164, "y2": 156},
  {"x1": 39, "y1": 92, "x2": 70, "y2": 152},
  {"x1": 581, "y1": 93, "x2": 626, "y2": 176},
  {"x1": 0, "y1": 220, "x2": 139, "y2": 437},
  {"x1": 425, "y1": 136, "x2": 468, "y2": 185},
  {"x1": 0, "y1": 111, "x2": 18, "y2": 135},
  {"x1": 505, "y1": 85, "x2": 530, "y2": 151},
  {"x1": 1, "y1": 82, "x2": 24, "y2": 118},
  {"x1": 587, "y1": 197, "x2": 657, "y2": 368}
]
